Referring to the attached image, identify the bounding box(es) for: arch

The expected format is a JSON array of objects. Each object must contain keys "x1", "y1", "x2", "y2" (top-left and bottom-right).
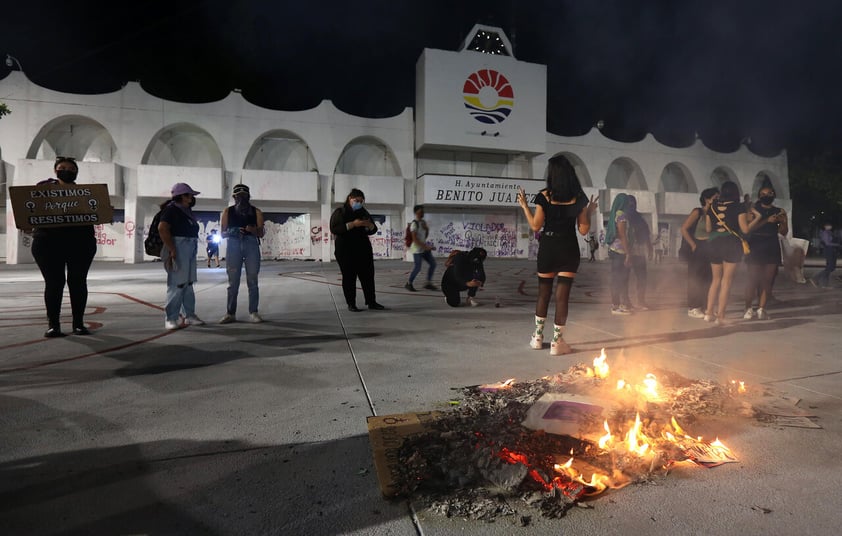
[
  {"x1": 711, "y1": 166, "x2": 739, "y2": 190},
  {"x1": 545, "y1": 151, "x2": 593, "y2": 187},
  {"x1": 334, "y1": 136, "x2": 401, "y2": 177},
  {"x1": 27, "y1": 115, "x2": 118, "y2": 162},
  {"x1": 243, "y1": 129, "x2": 317, "y2": 172},
  {"x1": 752, "y1": 170, "x2": 782, "y2": 198},
  {"x1": 606, "y1": 157, "x2": 647, "y2": 190},
  {"x1": 659, "y1": 162, "x2": 696, "y2": 193},
  {"x1": 141, "y1": 123, "x2": 224, "y2": 168}
]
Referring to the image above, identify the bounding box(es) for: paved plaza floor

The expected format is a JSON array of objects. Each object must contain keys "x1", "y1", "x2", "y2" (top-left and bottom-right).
[{"x1": 0, "y1": 257, "x2": 840, "y2": 535}]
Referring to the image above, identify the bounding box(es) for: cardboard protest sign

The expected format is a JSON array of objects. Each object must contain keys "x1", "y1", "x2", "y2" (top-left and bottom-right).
[{"x1": 9, "y1": 183, "x2": 113, "y2": 231}]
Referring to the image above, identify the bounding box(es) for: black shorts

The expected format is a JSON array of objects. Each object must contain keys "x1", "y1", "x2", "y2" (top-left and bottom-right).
[
  {"x1": 708, "y1": 235, "x2": 743, "y2": 264},
  {"x1": 537, "y1": 234, "x2": 581, "y2": 274}
]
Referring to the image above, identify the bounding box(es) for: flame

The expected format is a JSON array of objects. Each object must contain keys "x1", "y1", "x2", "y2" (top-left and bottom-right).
[
  {"x1": 671, "y1": 416, "x2": 687, "y2": 436},
  {"x1": 641, "y1": 373, "x2": 659, "y2": 400},
  {"x1": 616, "y1": 379, "x2": 626, "y2": 390},
  {"x1": 593, "y1": 348, "x2": 609, "y2": 378},
  {"x1": 730, "y1": 380, "x2": 747, "y2": 394},
  {"x1": 598, "y1": 420, "x2": 613, "y2": 450},
  {"x1": 625, "y1": 413, "x2": 650, "y2": 456},
  {"x1": 480, "y1": 378, "x2": 516, "y2": 391}
]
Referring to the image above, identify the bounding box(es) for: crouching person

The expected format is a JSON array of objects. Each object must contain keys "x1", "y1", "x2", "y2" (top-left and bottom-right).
[{"x1": 441, "y1": 248, "x2": 487, "y2": 307}]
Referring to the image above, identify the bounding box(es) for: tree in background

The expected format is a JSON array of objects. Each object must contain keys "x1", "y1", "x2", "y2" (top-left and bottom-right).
[{"x1": 788, "y1": 148, "x2": 842, "y2": 243}]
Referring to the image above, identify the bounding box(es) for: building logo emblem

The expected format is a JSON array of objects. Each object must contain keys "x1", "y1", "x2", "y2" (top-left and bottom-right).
[{"x1": 463, "y1": 69, "x2": 514, "y2": 125}]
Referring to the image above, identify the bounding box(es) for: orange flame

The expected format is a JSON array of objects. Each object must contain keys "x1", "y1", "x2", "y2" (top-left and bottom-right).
[
  {"x1": 641, "y1": 373, "x2": 659, "y2": 400},
  {"x1": 616, "y1": 379, "x2": 626, "y2": 390},
  {"x1": 480, "y1": 378, "x2": 516, "y2": 391},
  {"x1": 592, "y1": 348, "x2": 609, "y2": 379},
  {"x1": 625, "y1": 413, "x2": 650, "y2": 456},
  {"x1": 598, "y1": 420, "x2": 613, "y2": 450}
]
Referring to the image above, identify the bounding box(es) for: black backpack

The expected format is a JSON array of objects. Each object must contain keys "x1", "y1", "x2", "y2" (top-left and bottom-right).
[{"x1": 144, "y1": 210, "x2": 164, "y2": 257}]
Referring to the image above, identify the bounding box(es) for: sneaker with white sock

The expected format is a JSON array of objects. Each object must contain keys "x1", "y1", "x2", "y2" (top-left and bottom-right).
[
  {"x1": 249, "y1": 312, "x2": 264, "y2": 323},
  {"x1": 743, "y1": 308, "x2": 756, "y2": 320},
  {"x1": 756, "y1": 307, "x2": 770, "y2": 320},
  {"x1": 704, "y1": 313, "x2": 716, "y2": 322},
  {"x1": 466, "y1": 297, "x2": 480, "y2": 307},
  {"x1": 219, "y1": 314, "x2": 235, "y2": 324},
  {"x1": 185, "y1": 315, "x2": 205, "y2": 326},
  {"x1": 687, "y1": 308, "x2": 706, "y2": 319},
  {"x1": 530, "y1": 316, "x2": 545, "y2": 349},
  {"x1": 165, "y1": 319, "x2": 181, "y2": 330}
]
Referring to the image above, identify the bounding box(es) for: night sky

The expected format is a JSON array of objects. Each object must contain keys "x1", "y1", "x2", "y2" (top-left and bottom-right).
[{"x1": 3, "y1": 0, "x2": 842, "y2": 156}]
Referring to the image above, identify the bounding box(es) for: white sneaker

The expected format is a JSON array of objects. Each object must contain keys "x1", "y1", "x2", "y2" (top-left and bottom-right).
[
  {"x1": 249, "y1": 312, "x2": 264, "y2": 323},
  {"x1": 219, "y1": 314, "x2": 235, "y2": 324},
  {"x1": 466, "y1": 297, "x2": 480, "y2": 307},
  {"x1": 611, "y1": 306, "x2": 632, "y2": 316},
  {"x1": 165, "y1": 319, "x2": 181, "y2": 330},
  {"x1": 756, "y1": 308, "x2": 770, "y2": 320},
  {"x1": 185, "y1": 315, "x2": 205, "y2": 326},
  {"x1": 743, "y1": 308, "x2": 756, "y2": 320},
  {"x1": 703, "y1": 313, "x2": 716, "y2": 322},
  {"x1": 687, "y1": 308, "x2": 705, "y2": 319}
]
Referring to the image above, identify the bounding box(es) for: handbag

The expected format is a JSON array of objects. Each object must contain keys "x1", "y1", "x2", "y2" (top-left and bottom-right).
[{"x1": 711, "y1": 205, "x2": 750, "y2": 254}]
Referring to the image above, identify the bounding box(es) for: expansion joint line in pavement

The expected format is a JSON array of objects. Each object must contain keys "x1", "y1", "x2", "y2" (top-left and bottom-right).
[{"x1": 318, "y1": 262, "x2": 378, "y2": 417}]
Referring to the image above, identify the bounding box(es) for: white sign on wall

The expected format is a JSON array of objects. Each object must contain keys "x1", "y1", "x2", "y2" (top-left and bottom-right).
[
  {"x1": 417, "y1": 174, "x2": 544, "y2": 207},
  {"x1": 415, "y1": 48, "x2": 547, "y2": 153}
]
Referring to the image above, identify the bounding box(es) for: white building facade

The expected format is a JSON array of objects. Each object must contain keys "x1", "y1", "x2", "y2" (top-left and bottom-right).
[{"x1": 0, "y1": 26, "x2": 789, "y2": 264}]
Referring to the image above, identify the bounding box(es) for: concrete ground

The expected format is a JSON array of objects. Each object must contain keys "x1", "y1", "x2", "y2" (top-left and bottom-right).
[{"x1": 0, "y1": 256, "x2": 840, "y2": 536}]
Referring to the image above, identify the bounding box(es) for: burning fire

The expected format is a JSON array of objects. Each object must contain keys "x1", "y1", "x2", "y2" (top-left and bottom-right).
[
  {"x1": 480, "y1": 378, "x2": 516, "y2": 391},
  {"x1": 588, "y1": 348, "x2": 609, "y2": 379},
  {"x1": 490, "y1": 350, "x2": 737, "y2": 499},
  {"x1": 730, "y1": 380, "x2": 746, "y2": 394}
]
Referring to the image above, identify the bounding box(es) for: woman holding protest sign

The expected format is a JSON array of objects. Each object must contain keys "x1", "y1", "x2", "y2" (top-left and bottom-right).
[{"x1": 31, "y1": 157, "x2": 98, "y2": 337}]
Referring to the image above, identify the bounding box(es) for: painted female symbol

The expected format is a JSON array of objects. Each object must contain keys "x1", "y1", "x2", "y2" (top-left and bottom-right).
[
  {"x1": 88, "y1": 198, "x2": 98, "y2": 211},
  {"x1": 25, "y1": 200, "x2": 36, "y2": 213}
]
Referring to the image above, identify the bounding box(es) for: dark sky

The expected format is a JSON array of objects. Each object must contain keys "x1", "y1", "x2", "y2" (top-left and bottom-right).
[{"x1": 3, "y1": 0, "x2": 842, "y2": 155}]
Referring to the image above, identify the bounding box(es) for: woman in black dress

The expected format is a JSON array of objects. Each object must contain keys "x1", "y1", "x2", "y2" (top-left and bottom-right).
[
  {"x1": 518, "y1": 155, "x2": 598, "y2": 355},
  {"x1": 743, "y1": 185, "x2": 787, "y2": 320},
  {"x1": 329, "y1": 189, "x2": 385, "y2": 311}
]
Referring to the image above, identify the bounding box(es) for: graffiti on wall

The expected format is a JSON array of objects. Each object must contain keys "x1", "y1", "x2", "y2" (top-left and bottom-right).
[
  {"x1": 425, "y1": 213, "x2": 523, "y2": 257},
  {"x1": 262, "y1": 213, "x2": 310, "y2": 258}
]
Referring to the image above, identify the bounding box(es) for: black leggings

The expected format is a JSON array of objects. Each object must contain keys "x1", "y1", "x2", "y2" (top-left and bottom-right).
[
  {"x1": 441, "y1": 267, "x2": 483, "y2": 307},
  {"x1": 32, "y1": 234, "x2": 97, "y2": 328}
]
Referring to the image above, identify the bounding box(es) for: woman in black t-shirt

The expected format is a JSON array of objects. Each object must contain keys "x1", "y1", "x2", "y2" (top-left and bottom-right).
[
  {"x1": 31, "y1": 157, "x2": 97, "y2": 337},
  {"x1": 518, "y1": 155, "x2": 598, "y2": 355},
  {"x1": 158, "y1": 182, "x2": 204, "y2": 330},
  {"x1": 329, "y1": 188, "x2": 385, "y2": 311}
]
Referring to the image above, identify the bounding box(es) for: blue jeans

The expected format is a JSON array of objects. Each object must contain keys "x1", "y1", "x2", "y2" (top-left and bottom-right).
[
  {"x1": 162, "y1": 237, "x2": 198, "y2": 322},
  {"x1": 409, "y1": 250, "x2": 436, "y2": 284},
  {"x1": 226, "y1": 235, "x2": 261, "y2": 314}
]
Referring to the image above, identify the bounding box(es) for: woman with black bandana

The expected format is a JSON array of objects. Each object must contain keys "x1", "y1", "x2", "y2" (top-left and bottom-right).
[
  {"x1": 31, "y1": 157, "x2": 97, "y2": 337},
  {"x1": 743, "y1": 185, "x2": 787, "y2": 320},
  {"x1": 329, "y1": 188, "x2": 385, "y2": 311},
  {"x1": 158, "y1": 182, "x2": 205, "y2": 330},
  {"x1": 219, "y1": 184, "x2": 265, "y2": 324}
]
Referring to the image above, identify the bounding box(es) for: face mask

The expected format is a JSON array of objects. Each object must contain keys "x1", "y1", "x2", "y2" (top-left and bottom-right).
[
  {"x1": 351, "y1": 201, "x2": 363, "y2": 211},
  {"x1": 760, "y1": 195, "x2": 775, "y2": 204},
  {"x1": 56, "y1": 169, "x2": 78, "y2": 183}
]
